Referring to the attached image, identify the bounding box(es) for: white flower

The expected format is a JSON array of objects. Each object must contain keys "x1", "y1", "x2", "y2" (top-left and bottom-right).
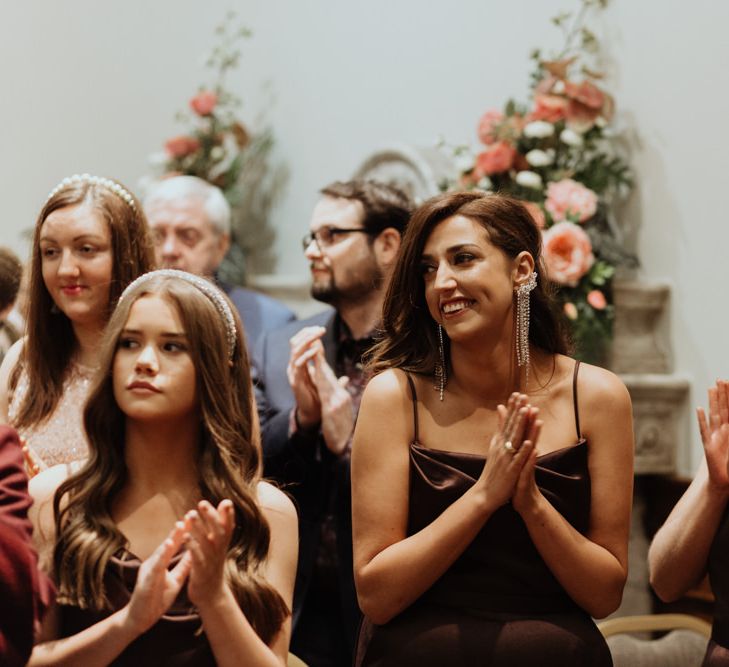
[
  {"x1": 595, "y1": 116, "x2": 607, "y2": 128},
  {"x1": 525, "y1": 149, "x2": 554, "y2": 167},
  {"x1": 211, "y1": 146, "x2": 225, "y2": 161},
  {"x1": 515, "y1": 170, "x2": 543, "y2": 189},
  {"x1": 477, "y1": 176, "x2": 493, "y2": 190},
  {"x1": 553, "y1": 79, "x2": 566, "y2": 95},
  {"x1": 455, "y1": 152, "x2": 475, "y2": 173},
  {"x1": 523, "y1": 121, "x2": 555, "y2": 138},
  {"x1": 560, "y1": 128, "x2": 584, "y2": 147}
]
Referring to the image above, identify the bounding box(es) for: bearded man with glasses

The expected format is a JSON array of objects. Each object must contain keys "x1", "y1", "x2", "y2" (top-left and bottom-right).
[{"x1": 253, "y1": 179, "x2": 412, "y2": 667}]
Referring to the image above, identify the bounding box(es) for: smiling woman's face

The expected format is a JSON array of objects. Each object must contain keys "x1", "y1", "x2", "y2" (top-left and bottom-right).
[
  {"x1": 112, "y1": 294, "x2": 198, "y2": 423},
  {"x1": 39, "y1": 203, "x2": 113, "y2": 328},
  {"x1": 421, "y1": 214, "x2": 516, "y2": 341}
]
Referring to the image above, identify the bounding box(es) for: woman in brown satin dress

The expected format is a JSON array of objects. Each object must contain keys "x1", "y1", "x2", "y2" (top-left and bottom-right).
[
  {"x1": 650, "y1": 380, "x2": 729, "y2": 666},
  {"x1": 27, "y1": 270, "x2": 298, "y2": 666},
  {"x1": 0, "y1": 174, "x2": 153, "y2": 473},
  {"x1": 351, "y1": 192, "x2": 634, "y2": 666}
]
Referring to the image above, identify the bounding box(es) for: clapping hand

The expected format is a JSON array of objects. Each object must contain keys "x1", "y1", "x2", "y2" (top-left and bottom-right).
[
  {"x1": 698, "y1": 380, "x2": 729, "y2": 494},
  {"x1": 184, "y1": 499, "x2": 235, "y2": 610},
  {"x1": 308, "y1": 349, "x2": 354, "y2": 455},
  {"x1": 287, "y1": 326, "x2": 326, "y2": 430},
  {"x1": 125, "y1": 523, "x2": 192, "y2": 634}
]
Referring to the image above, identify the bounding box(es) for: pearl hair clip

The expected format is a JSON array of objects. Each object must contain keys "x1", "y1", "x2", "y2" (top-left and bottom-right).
[
  {"x1": 119, "y1": 269, "x2": 238, "y2": 359},
  {"x1": 46, "y1": 173, "x2": 136, "y2": 211}
]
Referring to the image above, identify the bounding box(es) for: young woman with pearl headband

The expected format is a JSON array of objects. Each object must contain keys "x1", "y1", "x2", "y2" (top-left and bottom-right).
[
  {"x1": 0, "y1": 174, "x2": 153, "y2": 474},
  {"x1": 28, "y1": 269, "x2": 297, "y2": 665}
]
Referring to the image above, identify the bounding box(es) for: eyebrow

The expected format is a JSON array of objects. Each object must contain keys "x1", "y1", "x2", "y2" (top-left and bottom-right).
[
  {"x1": 39, "y1": 234, "x2": 108, "y2": 243},
  {"x1": 121, "y1": 328, "x2": 187, "y2": 338},
  {"x1": 421, "y1": 243, "x2": 481, "y2": 259}
]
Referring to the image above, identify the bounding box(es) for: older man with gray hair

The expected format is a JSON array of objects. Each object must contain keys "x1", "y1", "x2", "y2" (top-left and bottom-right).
[{"x1": 144, "y1": 175, "x2": 295, "y2": 350}]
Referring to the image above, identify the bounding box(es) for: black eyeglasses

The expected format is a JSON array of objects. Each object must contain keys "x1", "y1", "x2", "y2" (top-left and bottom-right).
[{"x1": 301, "y1": 227, "x2": 372, "y2": 251}]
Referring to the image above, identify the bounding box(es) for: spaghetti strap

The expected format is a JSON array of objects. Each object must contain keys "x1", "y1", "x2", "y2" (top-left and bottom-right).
[
  {"x1": 405, "y1": 373, "x2": 419, "y2": 443},
  {"x1": 572, "y1": 360, "x2": 582, "y2": 441}
]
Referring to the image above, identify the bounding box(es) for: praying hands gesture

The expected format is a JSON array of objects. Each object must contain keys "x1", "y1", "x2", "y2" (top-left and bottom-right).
[
  {"x1": 476, "y1": 393, "x2": 542, "y2": 511},
  {"x1": 287, "y1": 325, "x2": 354, "y2": 455}
]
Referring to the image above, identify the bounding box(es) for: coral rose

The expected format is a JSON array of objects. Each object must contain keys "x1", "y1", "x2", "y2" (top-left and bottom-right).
[
  {"x1": 587, "y1": 289, "x2": 607, "y2": 310},
  {"x1": 477, "y1": 109, "x2": 504, "y2": 145},
  {"x1": 545, "y1": 179, "x2": 598, "y2": 223},
  {"x1": 530, "y1": 94, "x2": 569, "y2": 123},
  {"x1": 164, "y1": 135, "x2": 201, "y2": 158},
  {"x1": 523, "y1": 202, "x2": 546, "y2": 229},
  {"x1": 542, "y1": 222, "x2": 594, "y2": 287},
  {"x1": 475, "y1": 141, "x2": 516, "y2": 176},
  {"x1": 189, "y1": 90, "x2": 218, "y2": 116}
]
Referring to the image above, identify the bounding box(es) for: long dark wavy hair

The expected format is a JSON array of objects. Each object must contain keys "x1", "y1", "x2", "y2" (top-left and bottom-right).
[
  {"x1": 11, "y1": 178, "x2": 153, "y2": 429},
  {"x1": 52, "y1": 274, "x2": 288, "y2": 644},
  {"x1": 369, "y1": 191, "x2": 569, "y2": 378}
]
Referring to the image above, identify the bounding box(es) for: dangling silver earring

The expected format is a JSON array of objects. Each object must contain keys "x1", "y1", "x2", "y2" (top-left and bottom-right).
[
  {"x1": 434, "y1": 324, "x2": 447, "y2": 401},
  {"x1": 515, "y1": 272, "x2": 538, "y2": 388}
]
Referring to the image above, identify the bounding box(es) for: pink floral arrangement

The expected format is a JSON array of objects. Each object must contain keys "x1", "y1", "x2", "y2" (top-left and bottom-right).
[
  {"x1": 148, "y1": 13, "x2": 286, "y2": 282},
  {"x1": 443, "y1": 0, "x2": 635, "y2": 362}
]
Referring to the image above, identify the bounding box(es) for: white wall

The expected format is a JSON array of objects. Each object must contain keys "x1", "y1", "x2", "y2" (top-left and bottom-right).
[{"x1": 1, "y1": 0, "x2": 726, "y2": 471}]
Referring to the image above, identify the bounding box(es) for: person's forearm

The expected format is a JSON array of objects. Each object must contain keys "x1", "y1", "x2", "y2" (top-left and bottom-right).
[
  {"x1": 198, "y1": 586, "x2": 284, "y2": 667},
  {"x1": 649, "y1": 476, "x2": 729, "y2": 602},
  {"x1": 29, "y1": 606, "x2": 139, "y2": 667},
  {"x1": 519, "y1": 495, "x2": 627, "y2": 618},
  {"x1": 356, "y1": 485, "x2": 498, "y2": 625}
]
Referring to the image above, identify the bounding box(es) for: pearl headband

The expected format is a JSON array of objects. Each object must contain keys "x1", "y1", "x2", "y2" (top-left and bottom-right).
[
  {"x1": 46, "y1": 173, "x2": 136, "y2": 211},
  {"x1": 119, "y1": 269, "x2": 237, "y2": 359}
]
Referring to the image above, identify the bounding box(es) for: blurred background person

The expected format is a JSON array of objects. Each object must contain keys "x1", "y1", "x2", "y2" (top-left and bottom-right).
[
  {"x1": 0, "y1": 246, "x2": 23, "y2": 366},
  {"x1": 254, "y1": 179, "x2": 412, "y2": 667},
  {"x1": 143, "y1": 175, "x2": 296, "y2": 352},
  {"x1": 0, "y1": 174, "x2": 153, "y2": 474}
]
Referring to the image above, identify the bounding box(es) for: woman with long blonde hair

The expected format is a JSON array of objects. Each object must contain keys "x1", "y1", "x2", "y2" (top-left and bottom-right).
[{"x1": 28, "y1": 270, "x2": 297, "y2": 666}]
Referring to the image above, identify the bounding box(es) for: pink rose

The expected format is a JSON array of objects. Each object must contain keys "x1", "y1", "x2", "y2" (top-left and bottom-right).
[
  {"x1": 542, "y1": 222, "x2": 594, "y2": 287},
  {"x1": 189, "y1": 90, "x2": 218, "y2": 116},
  {"x1": 529, "y1": 94, "x2": 569, "y2": 123},
  {"x1": 475, "y1": 141, "x2": 516, "y2": 176},
  {"x1": 545, "y1": 179, "x2": 598, "y2": 223},
  {"x1": 563, "y1": 302, "x2": 578, "y2": 320},
  {"x1": 587, "y1": 289, "x2": 607, "y2": 310},
  {"x1": 164, "y1": 135, "x2": 201, "y2": 158},
  {"x1": 477, "y1": 109, "x2": 504, "y2": 145},
  {"x1": 523, "y1": 201, "x2": 546, "y2": 229}
]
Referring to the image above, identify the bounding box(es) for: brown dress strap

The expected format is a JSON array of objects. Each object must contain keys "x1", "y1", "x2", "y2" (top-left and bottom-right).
[
  {"x1": 572, "y1": 360, "x2": 582, "y2": 441},
  {"x1": 405, "y1": 373, "x2": 419, "y2": 443}
]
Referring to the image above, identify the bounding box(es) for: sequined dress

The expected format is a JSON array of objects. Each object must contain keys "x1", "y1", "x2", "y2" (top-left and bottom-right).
[{"x1": 8, "y1": 363, "x2": 92, "y2": 471}]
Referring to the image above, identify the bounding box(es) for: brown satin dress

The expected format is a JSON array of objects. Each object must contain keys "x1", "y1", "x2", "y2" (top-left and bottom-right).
[
  {"x1": 703, "y1": 509, "x2": 729, "y2": 665},
  {"x1": 59, "y1": 550, "x2": 216, "y2": 666},
  {"x1": 355, "y1": 362, "x2": 612, "y2": 667}
]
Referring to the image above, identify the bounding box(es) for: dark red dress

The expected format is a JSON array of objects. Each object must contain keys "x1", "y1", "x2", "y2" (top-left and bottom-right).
[
  {"x1": 355, "y1": 365, "x2": 612, "y2": 667},
  {"x1": 60, "y1": 549, "x2": 216, "y2": 666}
]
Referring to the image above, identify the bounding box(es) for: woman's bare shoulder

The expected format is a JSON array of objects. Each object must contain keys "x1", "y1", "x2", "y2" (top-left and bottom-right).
[{"x1": 257, "y1": 480, "x2": 297, "y2": 520}]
